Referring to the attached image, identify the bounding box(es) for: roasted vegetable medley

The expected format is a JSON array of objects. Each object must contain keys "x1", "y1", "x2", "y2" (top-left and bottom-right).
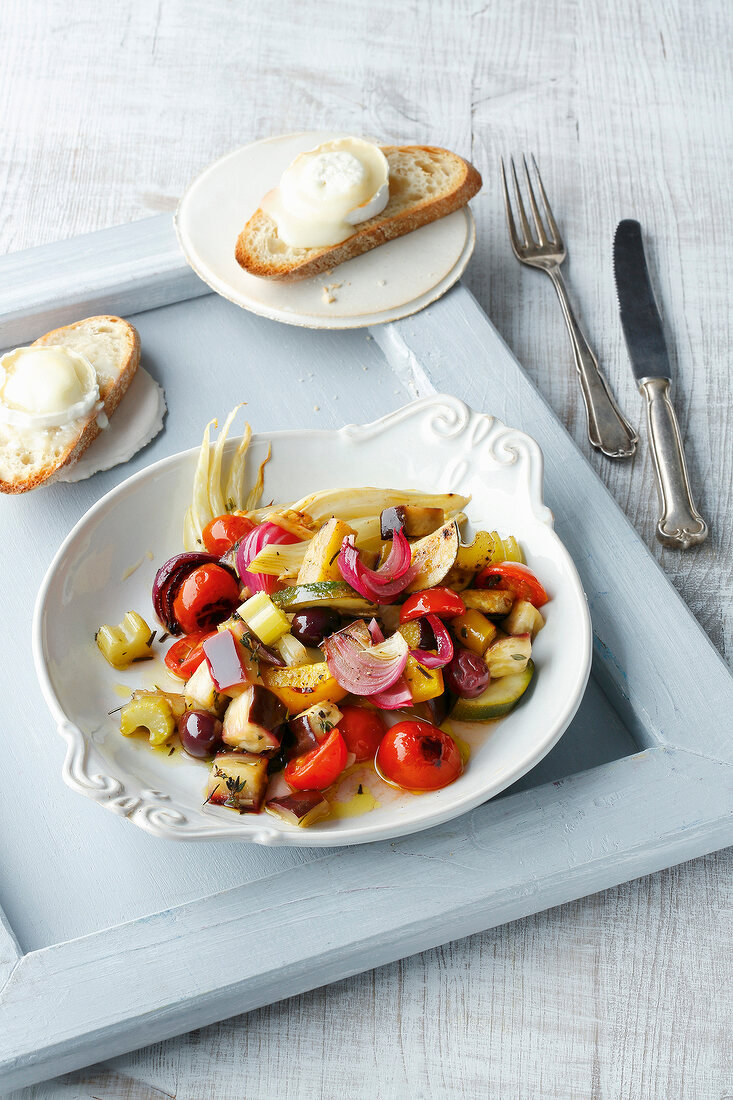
[{"x1": 98, "y1": 411, "x2": 550, "y2": 826}]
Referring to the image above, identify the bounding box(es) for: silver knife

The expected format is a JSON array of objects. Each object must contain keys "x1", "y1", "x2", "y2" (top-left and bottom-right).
[{"x1": 613, "y1": 219, "x2": 708, "y2": 549}]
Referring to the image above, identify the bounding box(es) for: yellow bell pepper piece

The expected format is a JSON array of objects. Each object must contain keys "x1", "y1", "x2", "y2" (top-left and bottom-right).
[
  {"x1": 403, "y1": 655, "x2": 444, "y2": 703},
  {"x1": 450, "y1": 609, "x2": 497, "y2": 655},
  {"x1": 261, "y1": 661, "x2": 348, "y2": 714}
]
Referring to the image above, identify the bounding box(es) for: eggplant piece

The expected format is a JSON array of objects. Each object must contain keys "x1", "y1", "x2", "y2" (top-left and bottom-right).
[
  {"x1": 288, "y1": 701, "x2": 343, "y2": 759},
  {"x1": 266, "y1": 724, "x2": 294, "y2": 775},
  {"x1": 502, "y1": 599, "x2": 545, "y2": 639},
  {"x1": 204, "y1": 630, "x2": 253, "y2": 692},
  {"x1": 222, "y1": 685, "x2": 286, "y2": 753},
  {"x1": 380, "y1": 506, "x2": 445, "y2": 540},
  {"x1": 184, "y1": 660, "x2": 227, "y2": 716},
  {"x1": 401, "y1": 683, "x2": 449, "y2": 726},
  {"x1": 221, "y1": 617, "x2": 284, "y2": 671},
  {"x1": 206, "y1": 751, "x2": 269, "y2": 812},
  {"x1": 422, "y1": 692, "x2": 449, "y2": 727},
  {"x1": 265, "y1": 790, "x2": 329, "y2": 827}
]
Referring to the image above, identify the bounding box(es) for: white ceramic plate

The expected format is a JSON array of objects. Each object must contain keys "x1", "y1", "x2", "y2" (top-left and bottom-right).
[
  {"x1": 175, "y1": 132, "x2": 476, "y2": 329},
  {"x1": 33, "y1": 396, "x2": 592, "y2": 846}
]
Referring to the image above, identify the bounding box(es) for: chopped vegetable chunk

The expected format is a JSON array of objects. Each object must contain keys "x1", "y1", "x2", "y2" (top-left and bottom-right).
[{"x1": 97, "y1": 611, "x2": 153, "y2": 669}]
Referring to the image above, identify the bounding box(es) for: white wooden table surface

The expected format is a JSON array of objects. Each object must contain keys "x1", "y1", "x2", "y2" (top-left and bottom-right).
[{"x1": 2, "y1": 1, "x2": 731, "y2": 1097}]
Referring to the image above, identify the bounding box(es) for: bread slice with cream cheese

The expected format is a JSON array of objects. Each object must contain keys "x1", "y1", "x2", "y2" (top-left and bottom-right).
[
  {"x1": 235, "y1": 145, "x2": 482, "y2": 280},
  {"x1": 0, "y1": 316, "x2": 140, "y2": 494}
]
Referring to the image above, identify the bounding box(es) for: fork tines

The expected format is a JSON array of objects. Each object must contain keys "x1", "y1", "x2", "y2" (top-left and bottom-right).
[{"x1": 501, "y1": 155, "x2": 561, "y2": 255}]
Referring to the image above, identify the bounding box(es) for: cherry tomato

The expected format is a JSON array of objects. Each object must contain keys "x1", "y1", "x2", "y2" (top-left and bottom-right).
[
  {"x1": 202, "y1": 513, "x2": 256, "y2": 555},
  {"x1": 475, "y1": 561, "x2": 548, "y2": 607},
  {"x1": 399, "y1": 587, "x2": 466, "y2": 623},
  {"x1": 336, "y1": 705, "x2": 387, "y2": 763},
  {"x1": 172, "y1": 564, "x2": 241, "y2": 634},
  {"x1": 164, "y1": 630, "x2": 216, "y2": 679},
  {"x1": 376, "y1": 720, "x2": 462, "y2": 791},
  {"x1": 284, "y1": 729, "x2": 348, "y2": 791}
]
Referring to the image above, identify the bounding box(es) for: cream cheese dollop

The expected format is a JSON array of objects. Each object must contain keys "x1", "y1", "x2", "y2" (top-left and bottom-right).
[
  {"x1": 0, "y1": 345, "x2": 101, "y2": 430},
  {"x1": 262, "y1": 138, "x2": 390, "y2": 248}
]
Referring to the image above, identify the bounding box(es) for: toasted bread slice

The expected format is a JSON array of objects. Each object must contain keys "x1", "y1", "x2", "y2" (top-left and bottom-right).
[
  {"x1": 235, "y1": 145, "x2": 482, "y2": 280},
  {"x1": 0, "y1": 316, "x2": 140, "y2": 494}
]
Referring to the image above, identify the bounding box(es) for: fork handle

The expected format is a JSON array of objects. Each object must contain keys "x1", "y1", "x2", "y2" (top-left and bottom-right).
[{"x1": 548, "y1": 268, "x2": 638, "y2": 459}]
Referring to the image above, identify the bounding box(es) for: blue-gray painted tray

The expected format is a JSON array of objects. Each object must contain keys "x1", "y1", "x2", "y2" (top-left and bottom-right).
[{"x1": 0, "y1": 216, "x2": 730, "y2": 1091}]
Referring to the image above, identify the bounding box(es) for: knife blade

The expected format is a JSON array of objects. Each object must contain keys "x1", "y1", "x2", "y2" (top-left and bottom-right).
[
  {"x1": 614, "y1": 219, "x2": 670, "y2": 380},
  {"x1": 613, "y1": 219, "x2": 707, "y2": 549}
]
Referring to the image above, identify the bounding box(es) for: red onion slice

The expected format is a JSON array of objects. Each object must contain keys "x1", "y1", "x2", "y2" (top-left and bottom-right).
[
  {"x1": 410, "y1": 614, "x2": 454, "y2": 669},
  {"x1": 370, "y1": 677, "x2": 413, "y2": 709},
  {"x1": 367, "y1": 618, "x2": 385, "y2": 644},
  {"x1": 323, "y1": 624, "x2": 408, "y2": 696},
  {"x1": 338, "y1": 532, "x2": 418, "y2": 604},
  {"x1": 236, "y1": 522, "x2": 300, "y2": 594}
]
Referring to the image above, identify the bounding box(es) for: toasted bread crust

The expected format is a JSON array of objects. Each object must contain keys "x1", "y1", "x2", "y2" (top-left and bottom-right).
[
  {"x1": 0, "y1": 316, "x2": 141, "y2": 494},
  {"x1": 235, "y1": 145, "x2": 482, "y2": 281}
]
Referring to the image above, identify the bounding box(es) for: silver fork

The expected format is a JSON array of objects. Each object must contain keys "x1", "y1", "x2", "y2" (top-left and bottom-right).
[{"x1": 501, "y1": 156, "x2": 637, "y2": 459}]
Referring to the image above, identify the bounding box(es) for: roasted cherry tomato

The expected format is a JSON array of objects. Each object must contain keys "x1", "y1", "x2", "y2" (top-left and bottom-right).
[
  {"x1": 376, "y1": 719, "x2": 462, "y2": 791},
  {"x1": 399, "y1": 587, "x2": 466, "y2": 623},
  {"x1": 202, "y1": 513, "x2": 256, "y2": 555},
  {"x1": 475, "y1": 561, "x2": 548, "y2": 607},
  {"x1": 164, "y1": 629, "x2": 216, "y2": 679},
  {"x1": 172, "y1": 564, "x2": 241, "y2": 634},
  {"x1": 336, "y1": 705, "x2": 387, "y2": 763},
  {"x1": 284, "y1": 729, "x2": 348, "y2": 791}
]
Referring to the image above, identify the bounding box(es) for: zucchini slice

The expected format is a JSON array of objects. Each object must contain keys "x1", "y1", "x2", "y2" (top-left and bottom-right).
[
  {"x1": 272, "y1": 581, "x2": 377, "y2": 613},
  {"x1": 450, "y1": 660, "x2": 534, "y2": 721}
]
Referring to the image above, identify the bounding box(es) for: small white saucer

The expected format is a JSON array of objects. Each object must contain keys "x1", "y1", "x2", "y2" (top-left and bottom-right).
[
  {"x1": 58, "y1": 368, "x2": 166, "y2": 483},
  {"x1": 175, "y1": 132, "x2": 476, "y2": 330}
]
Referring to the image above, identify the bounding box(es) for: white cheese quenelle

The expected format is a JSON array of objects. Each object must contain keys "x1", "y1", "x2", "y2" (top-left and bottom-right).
[
  {"x1": 0, "y1": 345, "x2": 101, "y2": 430},
  {"x1": 261, "y1": 137, "x2": 390, "y2": 248}
]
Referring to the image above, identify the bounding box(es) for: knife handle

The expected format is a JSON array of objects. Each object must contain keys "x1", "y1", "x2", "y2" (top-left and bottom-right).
[
  {"x1": 640, "y1": 377, "x2": 708, "y2": 549},
  {"x1": 548, "y1": 269, "x2": 638, "y2": 459}
]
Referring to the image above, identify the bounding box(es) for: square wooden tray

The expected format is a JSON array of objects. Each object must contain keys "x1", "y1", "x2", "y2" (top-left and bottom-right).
[{"x1": 1, "y1": 216, "x2": 731, "y2": 1092}]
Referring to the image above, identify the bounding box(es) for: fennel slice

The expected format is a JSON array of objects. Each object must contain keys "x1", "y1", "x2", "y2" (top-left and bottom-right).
[
  {"x1": 225, "y1": 420, "x2": 252, "y2": 511},
  {"x1": 187, "y1": 418, "x2": 216, "y2": 547},
  {"x1": 290, "y1": 487, "x2": 471, "y2": 523},
  {"x1": 246, "y1": 443, "x2": 271, "y2": 510},
  {"x1": 209, "y1": 405, "x2": 242, "y2": 516}
]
